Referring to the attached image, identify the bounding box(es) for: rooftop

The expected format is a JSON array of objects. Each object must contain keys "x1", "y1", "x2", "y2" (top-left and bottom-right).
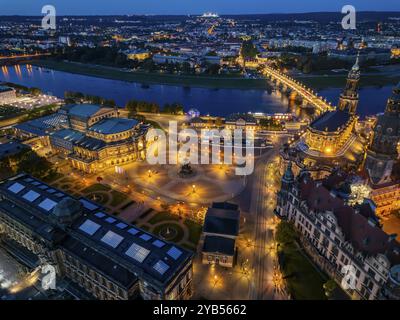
[
  {"x1": 297, "y1": 173, "x2": 400, "y2": 262},
  {"x1": 310, "y1": 110, "x2": 351, "y2": 133},
  {"x1": 0, "y1": 85, "x2": 14, "y2": 93},
  {"x1": 0, "y1": 174, "x2": 193, "y2": 290},
  {"x1": 203, "y1": 206, "x2": 240, "y2": 237},
  {"x1": 62, "y1": 104, "x2": 104, "y2": 119},
  {"x1": 14, "y1": 113, "x2": 67, "y2": 136},
  {"x1": 202, "y1": 235, "x2": 235, "y2": 256},
  {"x1": 88, "y1": 118, "x2": 139, "y2": 135},
  {"x1": 50, "y1": 129, "x2": 85, "y2": 143}
]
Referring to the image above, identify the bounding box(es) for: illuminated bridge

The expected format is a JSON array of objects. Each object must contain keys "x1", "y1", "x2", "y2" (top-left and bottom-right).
[
  {"x1": 0, "y1": 53, "x2": 51, "y2": 61},
  {"x1": 263, "y1": 65, "x2": 335, "y2": 114}
]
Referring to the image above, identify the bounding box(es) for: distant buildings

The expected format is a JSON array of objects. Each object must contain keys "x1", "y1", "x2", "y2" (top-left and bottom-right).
[
  {"x1": 328, "y1": 48, "x2": 392, "y2": 64},
  {"x1": 0, "y1": 86, "x2": 16, "y2": 105},
  {"x1": 201, "y1": 202, "x2": 240, "y2": 268},
  {"x1": 276, "y1": 164, "x2": 400, "y2": 300},
  {"x1": 0, "y1": 174, "x2": 194, "y2": 300},
  {"x1": 153, "y1": 54, "x2": 189, "y2": 65},
  {"x1": 125, "y1": 49, "x2": 151, "y2": 61},
  {"x1": 224, "y1": 113, "x2": 257, "y2": 131}
]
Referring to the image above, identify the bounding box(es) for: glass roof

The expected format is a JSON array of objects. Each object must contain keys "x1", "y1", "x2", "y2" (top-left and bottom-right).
[
  {"x1": 125, "y1": 243, "x2": 150, "y2": 263},
  {"x1": 38, "y1": 198, "x2": 58, "y2": 212},
  {"x1": 79, "y1": 219, "x2": 101, "y2": 236},
  {"x1": 152, "y1": 240, "x2": 165, "y2": 248},
  {"x1": 153, "y1": 260, "x2": 170, "y2": 275},
  {"x1": 8, "y1": 182, "x2": 25, "y2": 194},
  {"x1": 22, "y1": 190, "x2": 40, "y2": 202},
  {"x1": 101, "y1": 231, "x2": 124, "y2": 248},
  {"x1": 167, "y1": 246, "x2": 183, "y2": 260}
]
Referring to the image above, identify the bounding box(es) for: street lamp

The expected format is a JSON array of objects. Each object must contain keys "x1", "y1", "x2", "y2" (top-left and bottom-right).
[{"x1": 192, "y1": 184, "x2": 196, "y2": 194}]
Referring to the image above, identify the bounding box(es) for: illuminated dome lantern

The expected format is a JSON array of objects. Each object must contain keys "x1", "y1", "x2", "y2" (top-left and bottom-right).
[{"x1": 187, "y1": 108, "x2": 200, "y2": 118}]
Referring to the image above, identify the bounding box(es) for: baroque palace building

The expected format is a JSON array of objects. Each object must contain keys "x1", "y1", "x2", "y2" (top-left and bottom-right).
[
  {"x1": 281, "y1": 57, "x2": 367, "y2": 178},
  {"x1": 0, "y1": 174, "x2": 193, "y2": 300},
  {"x1": 49, "y1": 104, "x2": 150, "y2": 173},
  {"x1": 276, "y1": 164, "x2": 400, "y2": 300},
  {"x1": 364, "y1": 82, "x2": 400, "y2": 217}
]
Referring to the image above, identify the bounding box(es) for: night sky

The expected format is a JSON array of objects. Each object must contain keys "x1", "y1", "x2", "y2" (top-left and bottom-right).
[{"x1": 1, "y1": 0, "x2": 400, "y2": 15}]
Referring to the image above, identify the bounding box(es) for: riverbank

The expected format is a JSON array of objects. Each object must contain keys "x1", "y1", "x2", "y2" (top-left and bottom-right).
[
  {"x1": 295, "y1": 70, "x2": 400, "y2": 90},
  {"x1": 29, "y1": 59, "x2": 271, "y2": 90}
]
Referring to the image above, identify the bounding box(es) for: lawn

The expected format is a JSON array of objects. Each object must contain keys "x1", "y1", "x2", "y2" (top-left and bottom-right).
[
  {"x1": 153, "y1": 223, "x2": 185, "y2": 243},
  {"x1": 279, "y1": 242, "x2": 327, "y2": 300},
  {"x1": 82, "y1": 183, "x2": 111, "y2": 193},
  {"x1": 31, "y1": 59, "x2": 271, "y2": 90},
  {"x1": 297, "y1": 74, "x2": 400, "y2": 90},
  {"x1": 184, "y1": 219, "x2": 203, "y2": 246},
  {"x1": 109, "y1": 190, "x2": 129, "y2": 207},
  {"x1": 86, "y1": 192, "x2": 110, "y2": 206},
  {"x1": 148, "y1": 211, "x2": 180, "y2": 225},
  {"x1": 42, "y1": 171, "x2": 64, "y2": 184}
]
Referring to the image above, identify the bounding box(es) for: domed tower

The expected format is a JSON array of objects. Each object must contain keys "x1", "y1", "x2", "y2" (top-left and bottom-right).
[
  {"x1": 51, "y1": 197, "x2": 83, "y2": 227},
  {"x1": 338, "y1": 54, "x2": 360, "y2": 115},
  {"x1": 365, "y1": 82, "x2": 400, "y2": 185}
]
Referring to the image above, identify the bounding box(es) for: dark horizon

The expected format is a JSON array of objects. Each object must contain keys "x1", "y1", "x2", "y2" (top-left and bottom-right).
[
  {"x1": 2, "y1": 0, "x2": 400, "y2": 16},
  {"x1": 1, "y1": 10, "x2": 400, "y2": 17}
]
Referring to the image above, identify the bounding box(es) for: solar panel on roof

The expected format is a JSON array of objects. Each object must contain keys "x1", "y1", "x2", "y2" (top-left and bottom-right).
[
  {"x1": 101, "y1": 231, "x2": 124, "y2": 248},
  {"x1": 127, "y1": 228, "x2": 139, "y2": 235},
  {"x1": 79, "y1": 219, "x2": 101, "y2": 236},
  {"x1": 79, "y1": 199, "x2": 98, "y2": 211},
  {"x1": 47, "y1": 189, "x2": 56, "y2": 194},
  {"x1": 8, "y1": 182, "x2": 25, "y2": 194},
  {"x1": 22, "y1": 190, "x2": 40, "y2": 202},
  {"x1": 153, "y1": 260, "x2": 170, "y2": 275},
  {"x1": 38, "y1": 198, "x2": 57, "y2": 212},
  {"x1": 31, "y1": 181, "x2": 41, "y2": 186},
  {"x1": 116, "y1": 222, "x2": 127, "y2": 229},
  {"x1": 140, "y1": 234, "x2": 152, "y2": 241},
  {"x1": 125, "y1": 243, "x2": 150, "y2": 263},
  {"x1": 38, "y1": 185, "x2": 48, "y2": 190},
  {"x1": 105, "y1": 217, "x2": 116, "y2": 224},
  {"x1": 94, "y1": 212, "x2": 106, "y2": 218},
  {"x1": 152, "y1": 240, "x2": 165, "y2": 248},
  {"x1": 167, "y1": 246, "x2": 182, "y2": 260}
]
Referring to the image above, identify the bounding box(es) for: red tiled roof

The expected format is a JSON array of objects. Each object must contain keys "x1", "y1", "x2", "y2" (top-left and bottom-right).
[{"x1": 297, "y1": 174, "x2": 400, "y2": 263}]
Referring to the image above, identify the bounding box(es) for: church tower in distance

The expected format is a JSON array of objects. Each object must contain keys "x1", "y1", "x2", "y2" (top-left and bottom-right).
[{"x1": 338, "y1": 54, "x2": 361, "y2": 115}]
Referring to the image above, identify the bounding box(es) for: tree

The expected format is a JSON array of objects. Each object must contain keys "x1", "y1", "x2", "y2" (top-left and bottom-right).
[
  {"x1": 276, "y1": 221, "x2": 297, "y2": 244},
  {"x1": 323, "y1": 279, "x2": 337, "y2": 298},
  {"x1": 241, "y1": 40, "x2": 258, "y2": 59},
  {"x1": 104, "y1": 99, "x2": 116, "y2": 107}
]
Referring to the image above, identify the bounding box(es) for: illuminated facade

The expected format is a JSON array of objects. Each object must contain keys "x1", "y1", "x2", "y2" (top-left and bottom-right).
[
  {"x1": 364, "y1": 82, "x2": 400, "y2": 217},
  {"x1": 0, "y1": 85, "x2": 16, "y2": 105},
  {"x1": 224, "y1": 113, "x2": 258, "y2": 131},
  {"x1": 280, "y1": 57, "x2": 365, "y2": 179},
  {"x1": 276, "y1": 165, "x2": 400, "y2": 300},
  {"x1": 0, "y1": 174, "x2": 194, "y2": 300},
  {"x1": 304, "y1": 57, "x2": 360, "y2": 156},
  {"x1": 126, "y1": 50, "x2": 151, "y2": 61},
  {"x1": 49, "y1": 104, "x2": 150, "y2": 173}
]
